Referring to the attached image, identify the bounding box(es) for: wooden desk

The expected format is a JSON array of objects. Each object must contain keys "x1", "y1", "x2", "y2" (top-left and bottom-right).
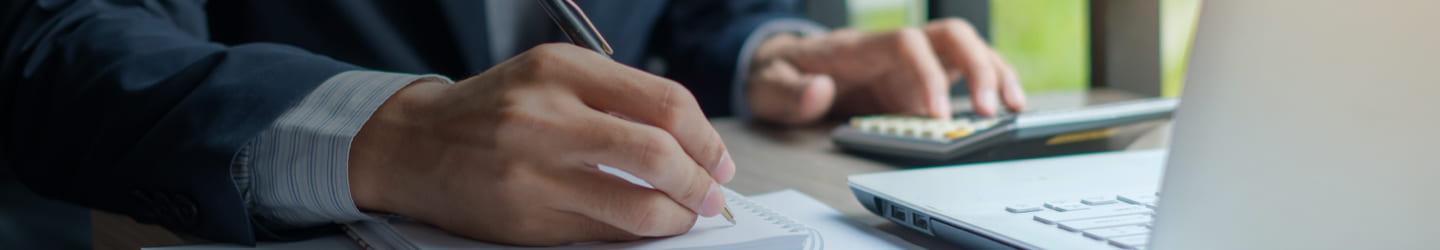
[{"x1": 100, "y1": 90, "x2": 1171, "y2": 249}]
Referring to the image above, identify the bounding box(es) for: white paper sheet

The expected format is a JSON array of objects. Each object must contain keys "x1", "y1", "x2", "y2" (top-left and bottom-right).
[{"x1": 749, "y1": 189, "x2": 918, "y2": 250}]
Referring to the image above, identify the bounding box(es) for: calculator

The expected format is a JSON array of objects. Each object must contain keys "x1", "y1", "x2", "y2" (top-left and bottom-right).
[{"x1": 832, "y1": 98, "x2": 1179, "y2": 162}]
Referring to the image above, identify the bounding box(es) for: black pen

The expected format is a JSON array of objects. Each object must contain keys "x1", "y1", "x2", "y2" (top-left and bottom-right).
[
  {"x1": 536, "y1": 0, "x2": 612, "y2": 57},
  {"x1": 534, "y1": 0, "x2": 736, "y2": 225}
]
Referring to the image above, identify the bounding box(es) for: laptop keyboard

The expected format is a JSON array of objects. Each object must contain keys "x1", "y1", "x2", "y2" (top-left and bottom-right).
[{"x1": 1005, "y1": 193, "x2": 1159, "y2": 249}]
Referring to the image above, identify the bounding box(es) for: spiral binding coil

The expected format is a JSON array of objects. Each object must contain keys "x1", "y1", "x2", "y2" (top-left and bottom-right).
[{"x1": 727, "y1": 194, "x2": 825, "y2": 250}]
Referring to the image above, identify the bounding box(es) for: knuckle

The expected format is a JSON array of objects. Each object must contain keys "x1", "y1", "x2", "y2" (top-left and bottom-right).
[
  {"x1": 495, "y1": 92, "x2": 550, "y2": 120},
  {"x1": 632, "y1": 129, "x2": 677, "y2": 172},
  {"x1": 696, "y1": 134, "x2": 725, "y2": 167},
  {"x1": 894, "y1": 27, "x2": 926, "y2": 43},
  {"x1": 507, "y1": 57, "x2": 549, "y2": 81},
  {"x1": 496, "y1": 104, "x2": 533, "y2": 125},
  {"x1": 927, "y1": 19, "x2": 980, "y2": 49},
  {"x1": 892, "y1": 28, "x2": 929, "y2": 54},
  {"x1": 652, "y1": 82, "x2": 697, "y2": 128},
  {"x1": 531, "y1": 43, "x2": 573, "y2": 56},
  {"x1": 516, "y1": 46, "x2": 552, "y2": 66},
  {"x1": 514, "y1": 44, "x2": 578, "y2": 76}
]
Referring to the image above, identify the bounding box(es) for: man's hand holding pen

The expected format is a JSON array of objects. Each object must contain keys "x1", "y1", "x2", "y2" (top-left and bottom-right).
[{"x1": 348, "y1": 44, "x2": 737, "y2": 246}]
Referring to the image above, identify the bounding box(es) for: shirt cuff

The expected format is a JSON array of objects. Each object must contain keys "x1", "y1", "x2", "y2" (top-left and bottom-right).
[
  {"x1": 232, "y1": 70, "x2": 453, "y2": 229},
  {"x1": 731, "y1": 18, "x2": 828, "y2": 120}
]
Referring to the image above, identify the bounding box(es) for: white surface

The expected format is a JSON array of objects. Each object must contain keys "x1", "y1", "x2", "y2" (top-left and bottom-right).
[
  {"x1": 346, "y1": 187, "x2": 815, "y2": 250},
  {"x1": 351, "y1": 188, "x2": 910, "y2": 248},
  {"x1": 1152, "y1": 1, "x2": 1440, "y2": 249},
  {"x1": 749, "y1": 189, "x2": 916, "y2": 250}
]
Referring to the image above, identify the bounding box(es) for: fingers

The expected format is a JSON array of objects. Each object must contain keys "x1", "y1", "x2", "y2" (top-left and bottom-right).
[
  {"x1": 567, "y1": 110, "x2": 726, "y2": 218},
  {"x1": 757, "y1": 28, "x2": 953, "y2": 118},
  {"x1": 989, "y1": 49, "x2": 1027, "y2": 112},
  {"x1": 524, "y1": 44, "x2": 734, "y2": 185},
  {"x1": 746, "y1": 59, "x2": 837, "y2": 125},
  {"x1": 556, "y1": 167, "x2": 699, "y2": 237},
  {"x1": 580, "y1": 80, "x2": 732, "y2": 185},
  {"x1": 889, "y1": 28, "x2": 954, "y2": 118},
  {"x1": 925, "y1": 18, "x2": 1002, "y2": 116}
]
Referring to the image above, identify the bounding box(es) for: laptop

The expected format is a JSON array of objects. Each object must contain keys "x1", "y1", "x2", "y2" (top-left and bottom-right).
[{"x1": 848, "y1": 1, "x2": 1440, "y2": 249}]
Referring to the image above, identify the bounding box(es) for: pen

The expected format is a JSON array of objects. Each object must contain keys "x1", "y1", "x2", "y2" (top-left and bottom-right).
[
  {"x1": 535, "y1": 0, "x2": 736, "y2": 225},
  {"x1": 536, "y1": 0, "x2": 612, "y2": 57}
]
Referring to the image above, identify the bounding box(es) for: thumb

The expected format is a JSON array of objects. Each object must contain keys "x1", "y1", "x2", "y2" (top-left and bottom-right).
[{"x1": 747, "y1": 60, "x2": 836, "y2": 125}]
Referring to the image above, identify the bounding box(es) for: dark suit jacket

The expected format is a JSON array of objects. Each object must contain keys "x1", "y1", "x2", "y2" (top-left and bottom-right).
[{"x1": 0, "y1": 0, "x2": 805, "y2": 244}]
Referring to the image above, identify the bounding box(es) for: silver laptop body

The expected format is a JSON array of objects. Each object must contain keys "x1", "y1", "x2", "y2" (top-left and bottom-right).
[{"x1": 849, "y1": 0, "x2": 1440, "y2": 249}]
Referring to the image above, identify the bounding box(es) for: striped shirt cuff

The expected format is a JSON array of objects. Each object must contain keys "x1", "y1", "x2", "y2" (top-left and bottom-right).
[
  {"x1": 234, "y1": 70, "x2": 452, "y2": 229},
  {"x1": 731, "y1": 18, "x2": 828, "y2": 120}
]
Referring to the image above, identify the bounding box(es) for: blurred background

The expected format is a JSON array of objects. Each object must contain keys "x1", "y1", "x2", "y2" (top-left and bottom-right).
[{"x1": 809, "y1": 0, "x2": 1200, "y2": 98}]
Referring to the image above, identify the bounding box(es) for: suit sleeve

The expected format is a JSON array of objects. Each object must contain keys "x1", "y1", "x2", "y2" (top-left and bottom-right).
[
  {"x1": 0, "y1": 0, "x2": 359, "y2": 244},
  {"x1": 236, "y1": 71, "x2": 451, "y2": 233},
  {"x1": 653, "y1": 0, "x2": 822, "y2": 117}
]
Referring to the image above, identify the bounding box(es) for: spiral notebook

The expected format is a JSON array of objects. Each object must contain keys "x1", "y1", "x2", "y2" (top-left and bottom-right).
[{"x1": 342, "y1": 187, "x2": 821, "y2": 250}]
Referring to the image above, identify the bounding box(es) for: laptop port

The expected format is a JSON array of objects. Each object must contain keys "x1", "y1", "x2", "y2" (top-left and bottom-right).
[
  {"x1": 912, "y1": 214, "x2": 929, "y2": 229},
  {"x1": 873, "y1": 197, "x2": 887, "y2": 212},
  {"x1": 890, "y1": 206, "x2": 908, "y2": 221}
]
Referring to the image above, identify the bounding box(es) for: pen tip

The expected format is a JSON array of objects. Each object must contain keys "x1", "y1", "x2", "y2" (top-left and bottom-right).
[{"x1": 721, "y1": 205, "x2": 736, "y2": 225}]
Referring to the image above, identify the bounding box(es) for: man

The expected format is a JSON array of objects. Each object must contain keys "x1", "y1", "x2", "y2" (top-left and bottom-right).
[{"x1": 0, "y1": 0, "x2": 1025, "y2": 246}]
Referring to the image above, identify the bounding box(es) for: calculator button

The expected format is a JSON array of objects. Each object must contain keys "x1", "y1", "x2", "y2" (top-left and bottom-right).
[
  {"x1": 943, "y1": 128, "x2": 974, "y2": 140},
  {"x1": 1044, "y1": 201, "x2": 1089, "y2": 212},
  {"x1": 974, "y1": 118, "x2": 998, "y2": 128},
  {"x1": 1005, "y1": 204, "x2": 1043, "y2": 213}
]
